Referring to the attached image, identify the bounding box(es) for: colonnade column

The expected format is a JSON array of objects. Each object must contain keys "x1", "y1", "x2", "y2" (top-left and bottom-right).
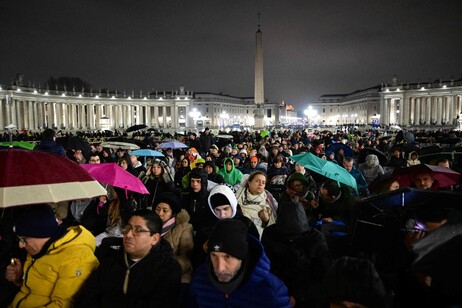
[
  {"x1": 145, "y1": 106, "x2": 151, "y2": 127},
  {"x1": 415, "y1": 98, "x2": 421, "y2": 125},
  {"x1": 172, "y1": 105, "x2": 177, "y2": 128},
  {"x1": 424, "y1": 97, "x2": 431, "y2": 125},
  {"x1": 27, "y1": 101, "x2": 33, "y2": 130},
  {"x1": 437, "y1": 97, "x2": 443, "y2": 125},
  {"x1": 153, "y1": 106, "x2": 159, "y2": 128},
  {"x1": 162, "y1": 106, "x2": 167, "y2": 128}
]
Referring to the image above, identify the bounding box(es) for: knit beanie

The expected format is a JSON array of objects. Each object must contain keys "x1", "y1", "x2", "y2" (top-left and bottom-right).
[
  {"x1": 14, "y1": 204, "x2": 59, "y2": 238},
  {"x1": 155, "y1": 192, "x2": 182, "y2": 215},
  {"x1": 207, "y1": 219, "x2": 248, "y2": 260},
  {"x1": 210, "y1": 193, "x2": 231, "y2": 209}
]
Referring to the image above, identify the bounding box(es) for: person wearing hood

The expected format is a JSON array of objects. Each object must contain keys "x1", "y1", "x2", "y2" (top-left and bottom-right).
[
  {"x1": 217, "y1": 157, "x2": 243, "y2": 189},
  {"x1": 279, "y1": 172, "x2": 316, "y2": 211},
  {"x1": 407, "y1": 151, "x2": 421, "y2": 167},
  {"x1": 358, "y1": 154, "x2": 384, "y2": 185},
  {"x1": 189, "y1": 219, "x2": 291, "y2": 307},
  {"x1": 261, "y1": 202, "x2": 331, "y2": 307},
  {"x1": 233, "y1": 154, "x2": 245, "y2": 172},
  {"x1": 204, "y1": 161, "x2": 225, "y2": 184},
  {"x1": 140, "y1": 159, "x2": 175, "y2": 209},
  {"x1": 175, "y1": 157, "x2": 191, "y2": 188}
]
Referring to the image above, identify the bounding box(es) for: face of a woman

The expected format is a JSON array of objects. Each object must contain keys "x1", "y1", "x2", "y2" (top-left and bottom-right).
[
  {"x1": 248, "y1": 174, "x2": 266, "y2": 195},
  {"x1": 155, "y1": 202, "x2": 173, "y2": 222},
  {"x1": 120, "y1": 160, "x2": 128, "y2": 170},
  {"x1": 151, "y1": 164, "x2": 162, "y2": 176},
  {"x1": 181, "y1": 159, "x2": 189, "y2": 167}
]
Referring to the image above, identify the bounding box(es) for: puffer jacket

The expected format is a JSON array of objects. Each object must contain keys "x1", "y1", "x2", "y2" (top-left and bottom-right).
[
  {"x1": 189, "y1": 236, "x2": 290, "y2": 308},
  {"x1": 163, "y1": 209, "x2": 194, "y2": 283},
  {"x1": 10, "y1": 226, "x2": 99, "y2": 308}
]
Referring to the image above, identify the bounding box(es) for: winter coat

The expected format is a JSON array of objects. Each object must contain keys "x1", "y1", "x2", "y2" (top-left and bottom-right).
[
  {"x1": 10, "y1": 226, "x2": 99, "y2": 308},
  {"x1": 407, "y1": 151, "x2": 421, "y2": 167},
  {"x1": 217, "y1": 157, "x2": 243, "y2": 186},
  {"x1": 163, "y1": 210, "x2": 194, "y2": 283},
  {"x1": 261, "y1": 202, "x2": 331, "y2": 307},
  {"x1": 75, "y1": 238, "x2": 181, "y2": 308},
  {"x1": 141, "y1": 175, "x2": 175, "y2": 208},
  {"x1": 189, "y1": 236, "x2": 290, "y2": 308},
  {"x1": 34, "y1": 139, "x2": 67, "y2": 157}
]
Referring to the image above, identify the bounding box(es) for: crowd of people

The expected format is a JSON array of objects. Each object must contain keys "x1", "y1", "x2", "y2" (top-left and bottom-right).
[{"x1": 1, "y1": 125, "x2": 462, "y2": 307}]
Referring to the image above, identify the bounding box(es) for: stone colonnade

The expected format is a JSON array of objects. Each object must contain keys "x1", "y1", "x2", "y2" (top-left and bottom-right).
[
  {"x1": 0, "y1": 90, "x2": 191, "y2": 131},
  {"x1": 381, "y1": 93, "x2": 462, "y2": 126}
]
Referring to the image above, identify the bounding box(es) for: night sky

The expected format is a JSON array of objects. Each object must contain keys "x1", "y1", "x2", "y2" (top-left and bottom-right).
[{"x1": 1, "y1": 0, "x2": 461, "y2": 111}]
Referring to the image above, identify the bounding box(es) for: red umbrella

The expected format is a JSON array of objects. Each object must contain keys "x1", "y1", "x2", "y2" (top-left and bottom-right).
[
  {"x1": 80, "y1": 163, "x2": 149, "y2": 195},
  {"x1": 0, "y1": 149, "x2": 107, "y2": 208},
  {"x1": 393, "y1": 164, "x2": 461, "y2": 189}
]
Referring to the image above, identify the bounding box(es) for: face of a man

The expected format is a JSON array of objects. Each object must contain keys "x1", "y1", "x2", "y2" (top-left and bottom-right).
[
  {"x1": 210, "y1": 251, "x2": 242, "y2": 283},
  {"x1": 213, "y1": 205, "x2": 233, "y2": 219},
  {"x1": 191, "y1": 178, "x2": 202, "y2": 192},
  {"x1": 123, "y1": 216, "x2": 159, "y2": 259},
  {"x1": 18, "y1": 236, "x2": 49, "y2": 256},
  {"x1": 414, "y1": 172, "x2": 434, "y2": 190},
  {"x1": 343, "y1": 161, "x2": 353, "y2": 172},
  {"x1": 89, "y1": 155, "x2": 101, "y2": 164}
]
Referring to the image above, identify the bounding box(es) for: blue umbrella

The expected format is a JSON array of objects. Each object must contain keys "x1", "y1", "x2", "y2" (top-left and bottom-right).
[
  {"x1": 290, "y1": 152, "x2": 358, "y2": 193},
  {"x1": 129, "y1": 149, "x2": 164, "y2": 157},
  {"x1": 156, "y1": 141, "x2": 188, "y2": 150}
]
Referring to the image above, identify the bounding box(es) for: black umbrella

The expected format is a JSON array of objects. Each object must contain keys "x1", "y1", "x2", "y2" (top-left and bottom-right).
[
  {"x1": 410, "y1": 223, "x2": 462, "y2": 301},
  {"x1": 358, "y1": 147, "x2": 389, "y2": 166},
  {"x1": 56, "y1": 136, "x2": 92, "y2": 160},
  {"x1": 126, "y1": 124, "x2": 147, "y2": 133}
]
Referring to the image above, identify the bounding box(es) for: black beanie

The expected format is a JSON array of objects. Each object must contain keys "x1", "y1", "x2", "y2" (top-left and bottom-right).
[
  {"x1": 207, "y1": 219, "x2": 248, "y2": 260},
  {"x1": 14, "y1": 204, "x2": 59, "y2": 238},
  {"x1": 190, "y1": 168, "x2": 204, "y2": 179},
  {"x1": 210, "y1": 193, "x2": 231, "y2": 209},
  {"x1": 155, "y1": 192, "x2": 182, "y2": 215}
]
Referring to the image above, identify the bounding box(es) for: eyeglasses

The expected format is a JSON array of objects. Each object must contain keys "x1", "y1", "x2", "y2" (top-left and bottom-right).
[
  {"x1": 18, "y1": 237, "x2": 28, "y2": 245},
  {"x1": 123, "y1": 225, "x2": 151, "y2": 236}
]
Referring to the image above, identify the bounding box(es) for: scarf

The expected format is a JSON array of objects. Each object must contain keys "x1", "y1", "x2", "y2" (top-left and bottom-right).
[{"x1": 161, "y1": 217, "x2": 176, "y2": 237}]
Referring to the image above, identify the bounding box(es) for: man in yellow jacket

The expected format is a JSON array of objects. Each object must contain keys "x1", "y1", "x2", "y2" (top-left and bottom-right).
[{"x1": 5, "y1": 204, "x2": 99, "y2": 307}]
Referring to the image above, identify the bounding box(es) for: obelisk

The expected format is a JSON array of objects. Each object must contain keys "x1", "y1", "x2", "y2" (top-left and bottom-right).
[{"x1": 254, "y1": 15, "x2": 265, "y2": 129}]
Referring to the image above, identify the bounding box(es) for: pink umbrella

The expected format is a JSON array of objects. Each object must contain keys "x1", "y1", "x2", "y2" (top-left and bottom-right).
[
  {"x1": 80, "y1": 163, "x2": 149, "y2": 195},
  {"x1": 393, "y1": 164, "x2": 461, "y2": 189},
  {"x1": 0, "y1": 149, "x2": 107, "y2": 207}
]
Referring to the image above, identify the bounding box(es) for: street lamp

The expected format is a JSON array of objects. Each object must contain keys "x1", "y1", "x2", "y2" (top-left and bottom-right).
[
  {"x1": 219, "y1": 111, "x2": 228, "y2": 128},
  {"x1": 189, "y1": 108, "x2": 201, "y2": 129},
  {"x1": 304, "y1": 106, "x2": 317, "y2": 126}
]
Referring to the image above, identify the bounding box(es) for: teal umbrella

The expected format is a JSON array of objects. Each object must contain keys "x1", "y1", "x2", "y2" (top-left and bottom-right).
[{"x1": 289, "y1": 152, "x2": 358, "y2": 194}]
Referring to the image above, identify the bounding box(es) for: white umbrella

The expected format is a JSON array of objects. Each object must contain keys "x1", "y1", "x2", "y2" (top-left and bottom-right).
[{"x1": 100, "y1": 141, "x2": 140, "y2": 150}]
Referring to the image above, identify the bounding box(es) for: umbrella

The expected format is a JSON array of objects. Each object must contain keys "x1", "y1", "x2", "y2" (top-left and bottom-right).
[
  {"x1": 390, "y1": 125, "x2": 402, "y2": 131},
  {"x1": 289, "y1": 152, "x2": 358, "y2": 193},
  {"x1": 410, "y1": 223, "x2": 462, "y2": 299},
  {"x1": 216, "y1": 134, "x2": 234, "y2": 139},
  {"x1": 80, "y1": 163, "x2": 149, "y2": 195},
  {"x1": 0, "y1": 141, "x2": 35, "y2": 150},
  {"x1": 393, "y1": 164, "x2": 461, "y2": 189},
  {"x1": 0, "y1": 149, "x2": 107, "y2": 207},
  {"x1": 100, "y1": 141, "x2": 140, "y2": 150},
  {"x1": 327, "y1": 142, "x2": 353, "y2": 158},
  {"x1": 156, "y1": 141, "x2": 188, "y2": 150},
  {"x1": 56, "y1": 136, "x2": 92, "y2": 160},
  {"x1": 260, "y1": 130, "x2": 270, "y2": 138},
  {"x1": 125, "y1": 124, "x2": 147, "y2": 133},
  {"x1": 358, "y1": 147, "x2": 390, "y2": 166},
  {"x1": 128, "y1": 149, "x2": 164, "y2": 157}
]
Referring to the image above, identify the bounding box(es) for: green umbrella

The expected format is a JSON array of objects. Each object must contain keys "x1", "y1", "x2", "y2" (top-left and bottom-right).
[
  {"x1": 289, "y1": 152, "x2": 358, "y2": 193},
  {"x1": 0, "y1": 141, "x2": 35, "y2": 150},
  {"x1": 260, "y1": 130, "x2": 270, "y2": 138}
]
